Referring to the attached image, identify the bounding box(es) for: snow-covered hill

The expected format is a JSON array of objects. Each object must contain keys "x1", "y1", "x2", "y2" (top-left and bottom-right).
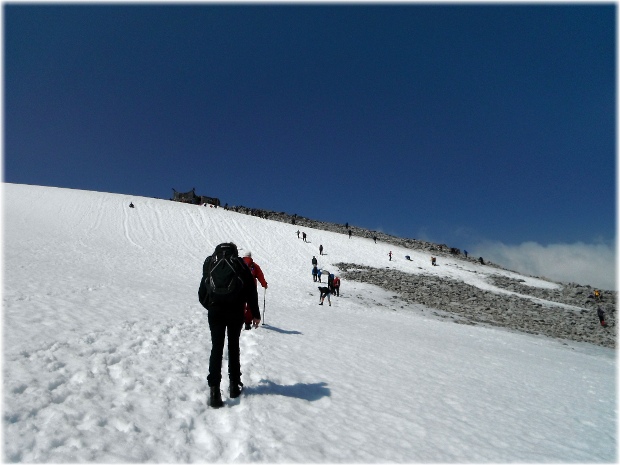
[{"x1": 3, "y1": 183, "x2": 616, "y2": 462}]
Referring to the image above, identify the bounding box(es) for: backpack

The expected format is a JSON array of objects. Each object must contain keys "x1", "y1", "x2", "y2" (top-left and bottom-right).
[{"x1": 199, "y1": 243, "x2": 246, "y2": 308}]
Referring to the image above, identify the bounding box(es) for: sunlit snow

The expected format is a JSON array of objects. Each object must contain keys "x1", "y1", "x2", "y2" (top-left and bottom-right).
[{"x1": 3, "y1": 183, "x2": 616, "y2": 462}]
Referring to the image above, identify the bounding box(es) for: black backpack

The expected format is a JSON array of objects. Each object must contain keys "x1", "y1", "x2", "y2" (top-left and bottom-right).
[{"x1": 199, "y1": 243, "x2": 246, "y2": 308}]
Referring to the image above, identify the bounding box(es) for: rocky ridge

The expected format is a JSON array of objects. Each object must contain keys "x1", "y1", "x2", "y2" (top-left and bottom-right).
[
  {"x1": 226, "y1": 204, "x2": 616, "y2": 348},
  {"x1": 335, "y1": 262, "x2": 616, "y2": 348}
]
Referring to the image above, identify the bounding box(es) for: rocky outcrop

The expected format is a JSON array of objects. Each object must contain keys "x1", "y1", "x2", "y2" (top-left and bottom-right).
[
  {"x1": 226, "y1": 206, "x2": 493, "y2": 266},
  {"x1": 336, "y1": 263, "x2": 616, "y2": 348}
]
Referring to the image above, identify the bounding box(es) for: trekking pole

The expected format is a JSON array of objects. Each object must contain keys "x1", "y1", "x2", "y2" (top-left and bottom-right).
[{"x1": 262, "y1": 288, "x2": 266, "y2": 325}]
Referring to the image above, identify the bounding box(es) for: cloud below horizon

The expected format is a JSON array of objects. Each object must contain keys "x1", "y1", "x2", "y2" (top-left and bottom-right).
[{"x1": 470, "y1": 241, "x2": 617, "y2": 291}]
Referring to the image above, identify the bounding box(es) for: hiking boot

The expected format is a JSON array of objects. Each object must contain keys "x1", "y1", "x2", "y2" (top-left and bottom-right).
[
  {"x1": 209, "y1": 386, "x2": 223, "y2": 408},
  {"x1": 244, "y1": 323, "x2": 251, "y2": 330},
  {"x1": 229, "y1": 380, "x2": 243, "y2": 398}
]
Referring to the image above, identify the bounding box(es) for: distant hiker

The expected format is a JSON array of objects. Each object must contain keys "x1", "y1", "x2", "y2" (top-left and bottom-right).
[
  {"x1": 297, "y1": 230, "x2": 300, "y2": 239},
  {"x1": 597, "y1": 307, "x2": 607, "y2": 327},
  {"x1": 198, "y1": 242, "x2": 260, "y2": 408},
  {"x1": 327, "y1": 272, "x2": 335, "y2": 293},
  {"x1": 388, "y1": 251, "x2": 392, "y2": 261},
  {"x1": 373, "y1": 235, "x2": 377, "y2": 243},
  {"x1": 317, "y1": 269, "x2": 322, "y2": 283},
  {"x1": 302, "y1": 232, "x2": 307, "y2": 242},
  {"x1": 345, "y1": 222, "x2": 349, "y2": 229},
  {"x1": 348, "y1": 229, "x2": 352, "y2": 239},
  {"x1": 333, "y1": 276, "x2": 341, "y2": 296},
  {"x1": 464, "y1": 250, "x2": 468, "y2": 258},
  {"x1": 594, "y1": 290, "x2": 602, "y2": 302},
  {"x1": 431, "y1": 257, "x2": 436, "y2": 266},
  {"x1": 479, "y1": 257, "x2": 485, "y2": 265},
  {"x1": 242, "y1": 251, "x2": 268, "y2": 331},
  {"x1": 312, "y1": 256, "x2": 318, "y2": 266},
  {"x1": 129, "y1": 202, "x2": 135, "y2": 208},
  {"x1": 405, "y1": 255, "x2": 411, "y2": 261},
  {"x1": 319, "y1": 244, "x2": 324, "y2": 256},
  {"x1": 312, "y1": 265, "x2": 318, "y2": 282},
  {"x1": 318, "y1": 286, "x2": 331, "y2": 306}
]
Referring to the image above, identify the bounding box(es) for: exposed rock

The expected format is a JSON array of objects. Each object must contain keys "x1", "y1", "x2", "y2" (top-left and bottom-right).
[{"x1": 335, "y1": 262, "x2": 616, "y2": 349}]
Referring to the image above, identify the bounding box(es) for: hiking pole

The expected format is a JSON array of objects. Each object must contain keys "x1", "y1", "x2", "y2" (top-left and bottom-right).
[{"x1": 262, "y1": 288, "x2": 266, "y2": 325}]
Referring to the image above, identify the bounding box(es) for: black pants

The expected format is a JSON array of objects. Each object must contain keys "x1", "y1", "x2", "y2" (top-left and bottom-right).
[{"x1": 207, "y1": 310, "x2": 244, "y2": 387}]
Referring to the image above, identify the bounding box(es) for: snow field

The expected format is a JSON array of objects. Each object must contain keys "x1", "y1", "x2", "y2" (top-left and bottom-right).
[{"x1": 3, "y1": 183, "x2": 616, "y2": 462}]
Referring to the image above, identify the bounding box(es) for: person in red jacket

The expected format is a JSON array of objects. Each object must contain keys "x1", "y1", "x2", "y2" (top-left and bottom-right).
[
  {"x1": 242, "y1": 251, "x2": 268, "y2": 330},
  {"x1": 333, "y1": 276, "x2": 341, "y2": 296}
]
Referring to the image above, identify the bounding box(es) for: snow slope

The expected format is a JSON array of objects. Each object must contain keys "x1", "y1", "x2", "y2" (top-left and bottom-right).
[{"x1": 3, "y1": 183, "x2": 616, "y2": 462}]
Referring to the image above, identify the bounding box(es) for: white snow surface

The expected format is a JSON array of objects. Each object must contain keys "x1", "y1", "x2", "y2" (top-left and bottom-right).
[{"x1": 3, "y1": 183, "x2": 617, "y2": 463}]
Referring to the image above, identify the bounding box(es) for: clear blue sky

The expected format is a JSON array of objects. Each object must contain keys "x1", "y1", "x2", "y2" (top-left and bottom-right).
[{"x1": 4, "y1": 4, "x2": 616, "y2": 256}]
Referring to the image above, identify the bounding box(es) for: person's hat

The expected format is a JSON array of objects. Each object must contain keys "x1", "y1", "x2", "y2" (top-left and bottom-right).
[{"x1": 243, "y1": 251, "x2": 252, "y2": 258}]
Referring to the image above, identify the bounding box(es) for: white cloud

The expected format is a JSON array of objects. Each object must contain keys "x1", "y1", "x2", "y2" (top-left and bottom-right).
[{"x1": 469, "y1": 241, "x2": 617, "y2": 291}]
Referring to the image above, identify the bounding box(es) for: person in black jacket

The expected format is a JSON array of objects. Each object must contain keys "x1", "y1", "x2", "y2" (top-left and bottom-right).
[
  {"x1": 198, "y1": 242, "x2": 260, "y2": 408},
  {"x1": 318, "y1": 286, "x2": 331, "y2": 306}
]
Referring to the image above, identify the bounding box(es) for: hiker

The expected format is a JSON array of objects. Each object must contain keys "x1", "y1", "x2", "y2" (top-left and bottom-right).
[
  {"x1": 348, "y1": 229, "x2": 352, "y2": 239},
  {"x1": 597, "y1": 307, "x2": 607, "y2": 327},
  {"x1": 479, "y1": 257, "x2": 485, "y2": 265},
  {"x1": 297, "y1": 230, "x2": 300, "y2": 239},
  {"x1": 198, "y1": 242, "x2": 260, "y2": 408},
  {"x1": 594, "y1": 290, "x2": 602, "y2": 302},
  {"x1": 242, "y1": 251, "x2": 268, "y2": 331},
  {"x1": 327, "y1": 272, "x2": 335, "y2": 293},
  {"x1": 373, "y1": 235, "x2": 377, "y2": 243},
  {"x1": 318, "y1": 286, "x2": 331, "y2": 306},
  {"x1": 312, "y1": 256, "x2": 318, "y2": 266},
  {"x1": 312, "y1": 265, "x2": 318, "y2": 282},
  {"x1": 431, "y1": 257, "x2": 436, "y2": 266},
  {"x1": 388, "y1": 251, "x2": 392, "y2": 261},
  {"x1": 319, "y1": 244, "x2": 324, "y2": 255},
  {"x1": 405, "y1": 255, "x2": 411, "y2": 261},
  {"x1": 129, "y1": 202, "x2": 135, "y2": 208},
  {"x1": 464, "y1": 250, "x2": 468, "y2": 258},
  {"x1": 317, "y1": 268, "x2": 323, "y2": 283},
  {"x1": 302, "y1": 232, "x2": 307, "y2": 242},
  {"x1": 333, "y1": 276, "x2": 341, "y2": 296}
]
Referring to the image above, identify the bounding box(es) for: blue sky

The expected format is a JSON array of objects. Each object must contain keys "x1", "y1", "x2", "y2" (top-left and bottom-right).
[{"x1": 4, "y1": 3, "x2": 617, "y2": 288}]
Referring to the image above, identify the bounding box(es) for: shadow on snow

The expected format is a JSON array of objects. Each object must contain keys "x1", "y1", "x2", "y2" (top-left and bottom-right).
[
  {"x1": 244, "y1": 380, "x2": 330, "y2": 401},
  {"x1": 260, "y1": 324, "x2": 302, "y2": 335}
]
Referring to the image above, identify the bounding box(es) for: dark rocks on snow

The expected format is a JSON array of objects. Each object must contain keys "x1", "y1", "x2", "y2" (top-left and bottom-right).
[{"x1": 336, "y1": 262, "x2": 616, "y2": 349}]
